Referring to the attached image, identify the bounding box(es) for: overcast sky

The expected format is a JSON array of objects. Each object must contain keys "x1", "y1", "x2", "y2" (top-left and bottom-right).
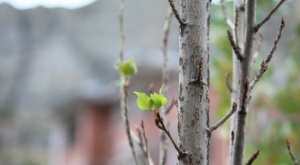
[
  {"x1": 0, "y1": 0, "x2": 228, "y2": 9},
  {"x1": 0, "y1": 0, "x2": 96, "y2": 9}
]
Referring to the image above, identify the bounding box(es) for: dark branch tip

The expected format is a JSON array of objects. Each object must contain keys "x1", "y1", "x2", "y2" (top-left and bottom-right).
[{"x1": 281, "y1": 18, "x2": 285, "y2": 27}]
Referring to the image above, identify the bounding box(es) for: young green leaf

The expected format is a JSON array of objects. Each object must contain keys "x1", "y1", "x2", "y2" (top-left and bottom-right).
[
  {"x1": 150, "y1": 93, "x2": 167, "y2": 109},
  {"x1": 134, "y1": 92, "x2": 151, "y2": 110},
  {"x1": 134, "y1": 90, "x2": 168, "y2": 110},
  {"x1": 118, "y1": 58, "x2": 138, "y2": 76}
]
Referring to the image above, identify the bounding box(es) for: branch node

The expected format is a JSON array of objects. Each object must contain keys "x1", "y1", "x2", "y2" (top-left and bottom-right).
[
  {"x1": 227, "y1": 29, "x2": 244, "y2": 61},
  {"x1": 168, "y1": 0, "x2": 186, "y2": 27},
  {"x1": 177, "y1": 151, "x2": 189, "y2": 160},
  {"x1": 154, "y1": 112, "x2": 185, "y2": 156}
]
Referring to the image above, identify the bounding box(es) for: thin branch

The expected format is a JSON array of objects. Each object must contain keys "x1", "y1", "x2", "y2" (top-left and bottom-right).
[
  {"x1": 231, "y1": 0, "x2": 256, "y2": 163},
  {"x1": 234, "y1": 6, "x2": 239, "y2": 45},
  {"x1": 250, "y1": 19, "x2": 285, "y2": 91},
  {"x1": 167, "y1": 0, "x2": 185, "y2": 26},
  {"x1": 122, "y1": 82, "x2": 139, "y2": 165},
  {"x1": 286, "y1": 140, "x2": 299, "y2": 165},
  {"x1": 137, "y1": 129, "x2": 146, "y2": 165},
  {"x1": 137, "y1": 124, "x2": 154, "y2": 165},
  {"x1": 220, "y1": 0, "x2": 234, "y2": 29},
  {"x1": 229, "y1": 2, "x2": 245, "y2": 160},
  {"x1": 254, "y1": 0, "x2": 286, "y2": 32},
  {"x1": 159, "y1": 7, "x2": 173, "y2": 165},
  {"x1": 165, "y1": 97, "x2": 176, "y2": 115},
  {"x1": 227, "y1": 29, "x2": 244, "y2": 61},
  {"x1": 208, "y1": 102, "x2": 237, "y2": 132},
  {"x1": 140, "y1": 120, "x2": 150, "y2": 165},
  {"x1": 245, "y1": 150, "x2": 260, "y2": 165},
  {"x1": 154, "y1": 112, "x2": 186, "y2": 158},
  {"x1": 162, "y1": 8, "x2": 173, "y2": 59},
  {"x1": 119, "y1": 0, "x2": 138, "y2": 164},
  {"x1": 226, "y1": 73, "x2": 233, "y2": 93},
  {"x1": 232, "y1": 80, "x2": 249, "y2": 165},
  {"x1": 161, "y1": 6, "x2": 172, "y2": 104},
  {"x1": 119, "y1": 0, "x2": 125, "y2": 61},
  {"x1": 141, "y1": 121, "x2": 150, "y2": 165},
  {"x1": 265, "y1": 19, "x2": 285, "y2": 64}
]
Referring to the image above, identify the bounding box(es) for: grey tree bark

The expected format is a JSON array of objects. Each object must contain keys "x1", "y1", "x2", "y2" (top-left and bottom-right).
[
  {"x1": 231, "y1": 0, "x2": 256, "y2": 164},
  {"x1": 229, "y1": 0, "x2": 245, "y2": 163},
  {"x1": 177, "y1": 0, "x2": 211, "y2": 164}
]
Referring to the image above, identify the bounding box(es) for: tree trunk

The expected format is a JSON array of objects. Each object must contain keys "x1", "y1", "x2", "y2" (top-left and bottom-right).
[{"x1": 178, "y1": 0, "x2": 211, "y2": 164}]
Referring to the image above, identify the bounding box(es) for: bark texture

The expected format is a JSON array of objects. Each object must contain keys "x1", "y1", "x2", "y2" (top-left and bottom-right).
[
  {"x1": 232, "y1": 0, "x2": 256, "y2": 164},
  {"x1": 178, "y1": 0, "x2": 210, "y2": 164},
  {"x1": 230, "y1": 0, "x2": 245, "y2": 162}
]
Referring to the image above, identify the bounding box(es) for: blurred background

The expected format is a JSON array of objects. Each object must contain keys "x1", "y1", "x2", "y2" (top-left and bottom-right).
[{"x1": 0, "y1": 0, "x2": 299, "y2": 165}]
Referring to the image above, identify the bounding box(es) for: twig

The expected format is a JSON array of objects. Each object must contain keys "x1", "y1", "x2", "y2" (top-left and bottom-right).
[
  {"x1": 264, "y1": 19, "x2": 285, "y2": 64},
  {"x1": 208, "y1": 102, "x2": 237, "y2": 132},
  {"x1": 137, "y1": 124, "x2": 154, "y2": 165},
  {"x1": 161, "y1": 6, "x2": 172, "y2": 100},
  {"x1": 227, "y1": 29, "x2": 244, "y2": 61},
  {"x1": 159, "y1": 7, "x2": 173, "y2": 165},
  {"x1": 137, "y1": 129, "x2": 146, "y2": 164},
  {"x1": 165, "y1": 97, "x2": 176, "y2": 115},
  {"x1": 154, "y1": 112, "x2": 186, "y2": 158},
  {"x1": 139, "y1": 122, "x2": 150, "y2": 165},
  {"x1": 119, "y1": 0, "x2": 125, "y2": 61},
  {"x1": 226, "y1": 73, "x2": 233, "y2": 93},
  {"x1": 162, "y1": 8, "x2": 173, "y2": 59},
  {"x1": 119, "y1": 0, "x2": 138, "y2": 164},
  {"x1": 122, "y1": 82, "x2": 139, "y2": 165},
  {"x1": 141, "y1": 121, "x2": 150, "y2": 165},
  {"x1": 286, "y1": 140, "x2": 299, "y2": 165},
  {"x1": 245, "y1": 150, "x2": 260, "y2": 165},
  {"x1": 254, "y1": 0, "x2": 286, "y2": 32},
  {"x1": 220, "y1": 0, "x2": 234, "y2": 29},
  {"x1": 234, "y1": 6, "x2": 239, "y2": 45},
  {"x1": 250, "y1": 19, "x2": 285, "y2": 91},
  {"x1": 167, "y1": 0, "x2": 185, "y2": 26}
]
